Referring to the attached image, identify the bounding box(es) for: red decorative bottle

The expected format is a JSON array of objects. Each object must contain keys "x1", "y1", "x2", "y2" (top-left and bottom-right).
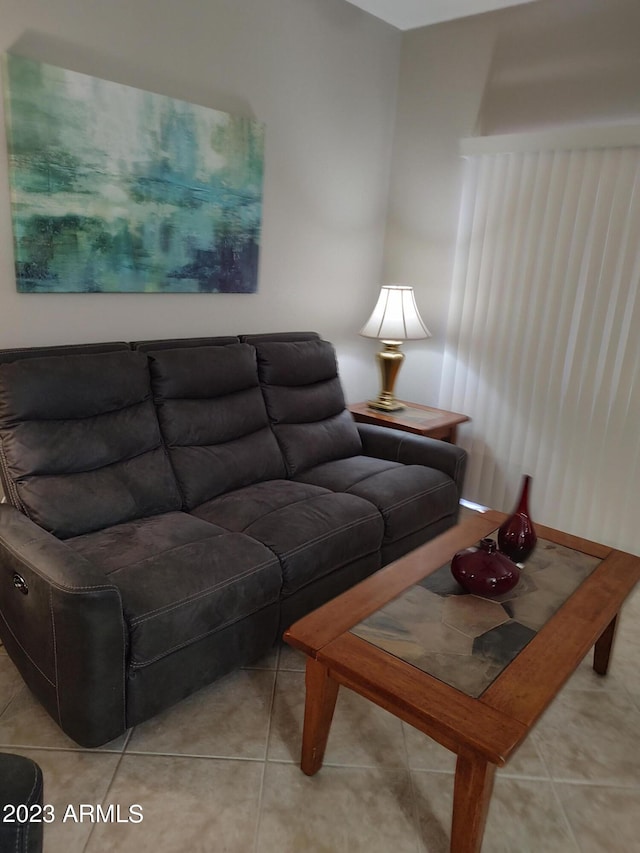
[
  {"x1": 451, "y1": 538, "x2": 519, "y2": 597},
  {"x1": 498, "y1": 474, "x2": 537, "y2": 563}
]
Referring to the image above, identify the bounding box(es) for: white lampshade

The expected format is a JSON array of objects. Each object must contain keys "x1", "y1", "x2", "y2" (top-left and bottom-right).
[{"x1": 359, "y1": 285, "x2": 431, "y2": 342}]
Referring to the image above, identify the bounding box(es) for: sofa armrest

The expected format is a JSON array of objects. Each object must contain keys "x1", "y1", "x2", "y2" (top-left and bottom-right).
[
  {"x1": 357, "y1": 423, "x2": 467, "y2": 494},
  {"x1": 0, "y1": 505, "x2": 126, "y2": 747}
]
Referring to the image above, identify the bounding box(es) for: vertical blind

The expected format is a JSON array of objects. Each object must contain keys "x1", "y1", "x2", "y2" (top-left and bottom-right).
[{"x1": 440, "y1": 144, "x2": 640, "y2": 555}]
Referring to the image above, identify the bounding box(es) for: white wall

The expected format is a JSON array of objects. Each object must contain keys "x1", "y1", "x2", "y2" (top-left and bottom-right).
[
  {"x1": 0, "y1": 0, "x2": 401, "y2": 400},
  {"x1": 382, "y1": 17, "x2": 497, "y2": 406},
  {"x1": 383, "y1": 0, "x2": 640, "y2": 408},
  {"x1": 383, "y1": 0, "x2": 640, "y2": 548}
]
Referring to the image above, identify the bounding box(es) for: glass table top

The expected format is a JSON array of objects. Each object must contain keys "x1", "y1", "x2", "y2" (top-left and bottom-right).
[{"x1": 351, "y1": 536, "x2": 601, "y2": 698}]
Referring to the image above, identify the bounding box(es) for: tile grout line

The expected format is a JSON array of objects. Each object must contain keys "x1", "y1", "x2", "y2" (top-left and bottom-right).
[
  {"x1": 400, "y1": 722, "x2": 426, "y2": 853},
  {"x1": 542, "y1": 777, "x2": 640, "y2": 790},
  {"x1": 81, "y1": 727, "x2": 134, "y2": 853},
  {"x1": 547, "y1": 775, "x2": 582, "y2": 853},
  {"x1": 252, "y1": 642, "x2": 280, "y2": 853},
  {"x1": 531, "y1": 730, "x2": 582, "y2": 853}
]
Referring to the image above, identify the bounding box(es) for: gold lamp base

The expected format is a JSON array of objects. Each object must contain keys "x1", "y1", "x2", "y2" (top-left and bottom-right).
[{"x1": 367, "y1": 342, "x2": 406, "y2": 412}]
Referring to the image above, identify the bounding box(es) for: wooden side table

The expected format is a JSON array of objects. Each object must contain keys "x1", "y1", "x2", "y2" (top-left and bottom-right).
[{"x1": 348, "y1": 401, "x2": 470, "y2": 444}]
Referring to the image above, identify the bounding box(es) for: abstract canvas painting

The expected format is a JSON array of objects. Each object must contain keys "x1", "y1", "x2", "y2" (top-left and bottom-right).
[{"x1": 2, "y1": 54, "x2": 264, "y2": 293}]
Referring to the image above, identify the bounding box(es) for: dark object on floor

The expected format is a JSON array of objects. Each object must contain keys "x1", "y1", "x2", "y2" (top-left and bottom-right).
[{"x1": 0, "y1": 752, "x2": 44, "y2": 853}]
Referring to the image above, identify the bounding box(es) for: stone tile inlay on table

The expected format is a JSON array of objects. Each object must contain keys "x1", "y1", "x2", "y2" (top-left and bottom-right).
[{"x1": 352, "y1": 537, "x2": 601, "y2": 698}]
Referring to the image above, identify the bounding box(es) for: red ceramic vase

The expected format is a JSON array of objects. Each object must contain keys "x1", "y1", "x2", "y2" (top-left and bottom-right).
[
  {"x1": 450, "y1": 538, "x2": 519, "y2": 597},
  {"x1": 498, "y1": 474, "x2": 537, "y2": 563}
]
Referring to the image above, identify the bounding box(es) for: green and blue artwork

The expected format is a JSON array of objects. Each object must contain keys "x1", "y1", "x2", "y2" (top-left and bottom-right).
[{"x1": 1, "y1": 54, "x2": 264, "y2": 293}]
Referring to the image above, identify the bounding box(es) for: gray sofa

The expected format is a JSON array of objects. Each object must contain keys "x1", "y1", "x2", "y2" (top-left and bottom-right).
[{"x1": 0, "y1": 332, "x2": 466, "y2": 747}]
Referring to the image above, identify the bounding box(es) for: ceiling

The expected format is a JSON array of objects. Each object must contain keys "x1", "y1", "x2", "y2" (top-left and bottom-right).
[{"x1": 343, "y1": 0, "x2": 539, "y2": 30}]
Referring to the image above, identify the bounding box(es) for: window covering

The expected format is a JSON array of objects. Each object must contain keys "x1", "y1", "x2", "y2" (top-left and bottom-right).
[{"x1": 440, "y1": 142, "x2": 640, "y2": 554}]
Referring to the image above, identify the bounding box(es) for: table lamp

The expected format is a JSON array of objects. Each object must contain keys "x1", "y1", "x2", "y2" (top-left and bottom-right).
[{"x1": 359, "y1": 284, "x2": 431, "y2": 412}]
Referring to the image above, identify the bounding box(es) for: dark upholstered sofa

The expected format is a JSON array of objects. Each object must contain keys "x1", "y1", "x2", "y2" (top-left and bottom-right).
[{"x1": 0, "y1": 332, "x2": 466, "y2": 747}]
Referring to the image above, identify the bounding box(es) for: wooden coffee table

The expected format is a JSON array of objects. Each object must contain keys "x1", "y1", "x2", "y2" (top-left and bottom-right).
[{"x1": 283, "y1": 510, "x2": 640, "y2": 853}]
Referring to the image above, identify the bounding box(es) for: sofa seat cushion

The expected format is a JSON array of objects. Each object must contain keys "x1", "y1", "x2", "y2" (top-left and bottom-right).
[
  {"x1": 67, "y1": 512, "x2": 281, "y2": 669},
  {"x1": 191, "y1": 480, "x2": 383, "y2": 596},
  {"x1": 294, "y1": 456, "x2": 459, "y2": 545}
]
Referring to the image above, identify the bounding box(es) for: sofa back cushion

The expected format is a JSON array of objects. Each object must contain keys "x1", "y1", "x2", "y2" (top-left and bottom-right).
[
  {"x1": 255, "y1": 339, "x2": 362, "y2": 476},
  {"x1": 0, "y1": 341, "x2": 129, "y2": 364},
  {"x1": 0, "y1": 350, "x2": 182, "y2": 538},
  {"x1": 241, "y1": 331, "x2": 320, "y2": 344},
  {"x1": 132, "y1": 335, "x2": 240, "y2": 353},
  {"x1": 148, "y1": 343, "x2": 287, "y2": 509}
]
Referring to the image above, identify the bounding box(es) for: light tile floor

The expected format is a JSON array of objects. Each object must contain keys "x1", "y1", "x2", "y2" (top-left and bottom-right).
[{"x1": 0, "y1": 585, "x2": 638, "y2": 853}]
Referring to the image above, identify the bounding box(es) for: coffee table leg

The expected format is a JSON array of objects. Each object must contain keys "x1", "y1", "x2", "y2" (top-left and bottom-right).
[
  {"x1": 301, "y1": 657, "x2": 340, "y2": 776},
  {"x1": 593, "y1": 613, "x2": 618, "y2": 675},
  {"x1": 450, "y1": 749, "x2": 496, "y2": 853}
]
